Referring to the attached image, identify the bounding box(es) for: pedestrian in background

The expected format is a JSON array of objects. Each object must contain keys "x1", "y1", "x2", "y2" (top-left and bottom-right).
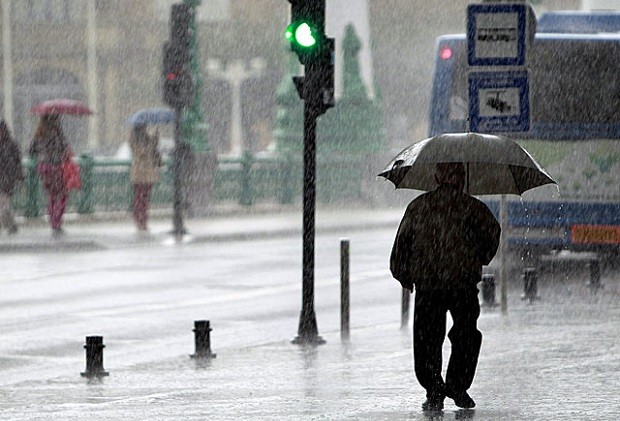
[
  {"x1": 29, "y1": 114, "x2": 70, "y2": 235},
  {"x1": 0, "y1": 120, "x2": 24, "y2": 234},
  {"x1": 390, "y1": 162, "x2": 500, "y2": 411},
  {"x1": 129, "y1": 124, "x2": 161, "y2": 232}
]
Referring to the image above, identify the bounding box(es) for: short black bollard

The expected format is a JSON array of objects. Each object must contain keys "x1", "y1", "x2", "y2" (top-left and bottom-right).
[
  {"x1": 522, "y1": 267, "x2": 538, "y2": 302},
  {"x1": 191, "y1": 320, "x2": 216, "y2": 359},
  {"x1": 400, "y1": 288, "x2": 410, "y2": 330},
  {"x1": 588, "y1": 258, "x2": 602, "y2": 289},
  {"x1": 80, "y1": 336, "x2": 109, "y2": 379},
  {"x1": 480, "y1": 274, "x2": 497, "y2": 307},
  {"x1": 340, "y1": 239, "x2": 350, "y2": 341}
]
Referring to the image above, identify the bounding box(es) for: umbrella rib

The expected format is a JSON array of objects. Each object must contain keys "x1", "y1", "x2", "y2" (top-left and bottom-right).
[{"x1": 507, "y1": 164, "x2": 522, "y2": 195}]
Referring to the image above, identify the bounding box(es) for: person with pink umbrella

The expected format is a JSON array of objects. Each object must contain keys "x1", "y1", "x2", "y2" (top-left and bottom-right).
[
  {"x1": 28, "y1": 99, "x2": 91, "y2": 235},
  {"x1": 28, "y1": 114, "x2": 70, "y2": 235}
]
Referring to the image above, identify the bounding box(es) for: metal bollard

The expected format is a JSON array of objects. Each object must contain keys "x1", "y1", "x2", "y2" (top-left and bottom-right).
[
  {"x1": 191, "y1": 320, "x2": 216, "y2": 359},
  {"x1": 80, "y1": 336, "x2": 109, "y2": 379},
  {"x1": 401, "y1": 288, "x2": 410, "y2": 330},
  {"x1": 340, "y1": 239, "x2": 350, "y2": 341},
  {"x1": 522, "y1": 267, "x2": 538, "y2": 302},
  {"x1": 480, "y1": 274, "x2": 497, "y2": 307},
  {"x1": 588, "y1": 258, "x2": 602, "y2": 289}
]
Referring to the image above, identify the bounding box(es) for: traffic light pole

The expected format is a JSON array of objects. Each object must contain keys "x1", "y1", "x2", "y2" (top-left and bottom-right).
[
  {"x1": 292, "y1": 99, "x2": 325, "y2": 346},
  {"x1": 172, "y1": 106, "x2": 186, "y2": 237},
  {"x1": 286, "y1": 0, "x2": 333, "y2": 346},
  {"x1": 163, "y1": 3, "x2": 193, "y2": 238}
]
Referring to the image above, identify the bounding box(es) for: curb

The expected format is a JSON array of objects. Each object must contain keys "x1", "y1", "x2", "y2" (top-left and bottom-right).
[{"x1": 0, "y1": 218, "x2": 400, "y2": 253}]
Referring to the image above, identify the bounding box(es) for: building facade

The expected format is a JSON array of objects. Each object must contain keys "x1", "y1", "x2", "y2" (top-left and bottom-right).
[
  {"x1": 1, "y1": 0, "x2": 168, "y2": 153},
  {"x1": 0, "y1": 0, "x2": 582, "y2": 155}
]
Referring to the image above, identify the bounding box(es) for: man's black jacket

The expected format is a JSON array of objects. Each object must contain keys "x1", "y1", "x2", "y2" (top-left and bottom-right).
[{"x1": 391, "y1": 185, "x2": 501, "y2": 291}]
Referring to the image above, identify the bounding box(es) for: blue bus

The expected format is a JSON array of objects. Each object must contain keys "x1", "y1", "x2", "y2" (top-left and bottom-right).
[{"x1": 428, "y1": 11, "x2": 620, "y2": 258}]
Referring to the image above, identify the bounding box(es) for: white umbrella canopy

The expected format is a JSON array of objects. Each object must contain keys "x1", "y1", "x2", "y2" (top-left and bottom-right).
[{"x1": 378, "y1": 132, "x2": 557, "y2": 195}]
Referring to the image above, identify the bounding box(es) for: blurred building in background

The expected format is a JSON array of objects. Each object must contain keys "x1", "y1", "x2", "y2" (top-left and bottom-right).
[
  {"x1": 1, "y1": 0, "x2": 164, "y2": 153},
  {"x1": 0, "y1": 0, "x2": 581, "y2": 156}
]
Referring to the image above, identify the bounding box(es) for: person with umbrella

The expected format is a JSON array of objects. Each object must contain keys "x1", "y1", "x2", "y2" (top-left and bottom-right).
[
  {"x1": 129, "y1": 123, "x2": 161, "y2": 232},
  {"x1": 382, "y1": 132, "x2": 556, "y2": 411},
  {"x1": 390, "y1": 162, "x2": 500, "y2": 411},
  {"x1": 0, "y1": 120, "x2": 24, "y2": 234},
  {"x1": 29, "y1": 114, "x2": 71, "y2": 235}
]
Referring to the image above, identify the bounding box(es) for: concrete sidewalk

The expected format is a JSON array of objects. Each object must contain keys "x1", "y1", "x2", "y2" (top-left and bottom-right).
[
  {"x1": 12, "y1": 276, "x2": 615, "y2": 421},
  {"x1": 0, "y1": 205, "x2": 404, "y2": 252},
  {"x1": 142, "y1": 276, "x2": 617, "y2": 421},
  {"x1": 2, "y1": 205, "x2": 619, "y2": 420}
]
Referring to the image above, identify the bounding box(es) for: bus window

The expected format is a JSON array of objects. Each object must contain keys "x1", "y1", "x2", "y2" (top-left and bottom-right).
[
  {"x1": 443, "y1": 36, "x2": 620, "y2": 132},
  {"x1": 532, "y1": 39, "x2": 620, "y2": 124}
]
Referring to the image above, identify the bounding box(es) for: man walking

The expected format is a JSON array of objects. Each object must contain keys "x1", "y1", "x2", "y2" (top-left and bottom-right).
[{"x1": 390, "y1": 162, "x2": 500, "y2": 411}]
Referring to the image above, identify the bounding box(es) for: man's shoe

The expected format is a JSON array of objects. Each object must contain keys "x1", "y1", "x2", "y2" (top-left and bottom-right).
[
  {"x1": 446, "y1": 390, "x2": 476, "y2": 409},
  {"x1": 421, "y1": 396, "x2": 444, "y2": 411}
]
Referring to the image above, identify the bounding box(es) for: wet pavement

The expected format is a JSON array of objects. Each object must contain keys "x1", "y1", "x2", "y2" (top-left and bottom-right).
[
  {"x1": 0, "y1": 205, "x2": 403, "y2": 252},
  {"x1": 0, "y1": 206, "x2": 618, "y2": 420},
  {"x1": 2, "y1": 282, "x2": 618, "y2": 421}
]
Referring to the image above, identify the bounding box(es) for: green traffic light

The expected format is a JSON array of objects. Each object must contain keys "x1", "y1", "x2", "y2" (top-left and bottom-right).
[
  {"x1": 285, "y1": 22, "x2": 317, "y2": 48},
  {"x1": 295, "y1": 23, "x2": 316, "y2": 47},
  {"x1": 285, "y1": 26, "x2": 294, "y2": 41}
]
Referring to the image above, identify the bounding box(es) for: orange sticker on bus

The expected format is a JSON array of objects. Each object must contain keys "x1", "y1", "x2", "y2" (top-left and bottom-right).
[{"x1": 571, "y1": 225, "x2": 620, "y2": 244}]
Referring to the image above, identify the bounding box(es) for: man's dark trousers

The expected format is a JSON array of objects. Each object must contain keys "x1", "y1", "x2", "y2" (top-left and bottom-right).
[{"x1": 413, "y1": 288, "x2": 482, "y2": 398}]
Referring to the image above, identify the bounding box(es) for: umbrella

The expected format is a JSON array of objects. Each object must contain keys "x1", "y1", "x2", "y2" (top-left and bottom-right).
[
  {"x1": 126, "y1": 108, "x2": 175, "y2": 126},
  {"x1": 31, "y1": 98, "x2": 94, "y2": 116},
  {"x1": 379, "y1": 132, "x2": 557, "y2": 196}
]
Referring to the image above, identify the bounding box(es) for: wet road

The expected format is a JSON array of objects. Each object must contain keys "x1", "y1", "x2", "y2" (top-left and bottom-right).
[
  {"x1": 0, "y1": 229, "x2": 396, "y2": 382},
  {"x1": 1, "y1": 228, "x2": 619, "y2": 420}
]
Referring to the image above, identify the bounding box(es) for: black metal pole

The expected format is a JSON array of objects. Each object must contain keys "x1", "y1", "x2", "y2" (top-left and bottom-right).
[
  {"x1": 80, "y1": 336, "x2": 109, "y2": 379},
  {"x1": 522, "y1": 267, "x2": 538, "y2": 303},
  {"x1": 400, "y1": 288, "x2": 410, "y2": 329},
  {"x1": 340, "y1": 239, "x2": 350, "y2": 341},
  {"x1": 190, "y1": 320, "x2": 216, "y2": 359},
  {"x1": 292, "y1": 101, "x2": 324, "y2": 346},
  {"x1": 481, "y1": 273, "x2": 497, "y2": 307},
  {"x1": 172, "y1": 106, "x2": 186, "y2": 237}
]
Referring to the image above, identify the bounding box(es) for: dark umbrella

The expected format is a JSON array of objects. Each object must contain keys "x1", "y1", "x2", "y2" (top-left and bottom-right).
[
  {"x1": 379, "y1": 132, "x2": 557, "y2": 195},
  {"x1": 380, "y1": 132, "x2": 558, "y2": 314},
  {"x1": 126, "y1": 108, "x2": 175, "y2": 126},
  {"x1": 31, "y1": 99, "x2": 94, "y2": 116}
]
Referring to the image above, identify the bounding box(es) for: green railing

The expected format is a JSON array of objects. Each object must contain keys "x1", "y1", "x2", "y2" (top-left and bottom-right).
[{"x1": 13, "y1": 152, "x2": 366, "y2": 217}]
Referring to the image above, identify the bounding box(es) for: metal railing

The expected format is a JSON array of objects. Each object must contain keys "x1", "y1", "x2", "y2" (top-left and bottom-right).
[{"x1": 13, "y1": 151, "x2": 365, "y2": 217}]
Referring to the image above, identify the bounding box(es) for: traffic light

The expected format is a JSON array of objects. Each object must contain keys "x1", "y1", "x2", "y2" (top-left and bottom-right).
[
  {"x1": 170, "y1": 3, "x2": 191, "y2": 48},
  {"x1": 286, "y1": 0, "x2": 334, "y2": 114},
  {"x1": 162, "y1": 3, "x2": 194, "y2": 108},
  {"x1": 286, "y1": 0, "x2": 325, "y2": 65},
  {"x1": 163, "y1": 50, "x2": 193, "y2": 107},
  {"x1": 306, "y1": 37, "x2": 335, "y2": 115}
]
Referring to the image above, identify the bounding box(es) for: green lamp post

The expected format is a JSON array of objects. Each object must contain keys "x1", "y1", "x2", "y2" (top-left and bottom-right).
[{"x1": 181, "y1": 0, "x2": 210, "y2": 152}]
